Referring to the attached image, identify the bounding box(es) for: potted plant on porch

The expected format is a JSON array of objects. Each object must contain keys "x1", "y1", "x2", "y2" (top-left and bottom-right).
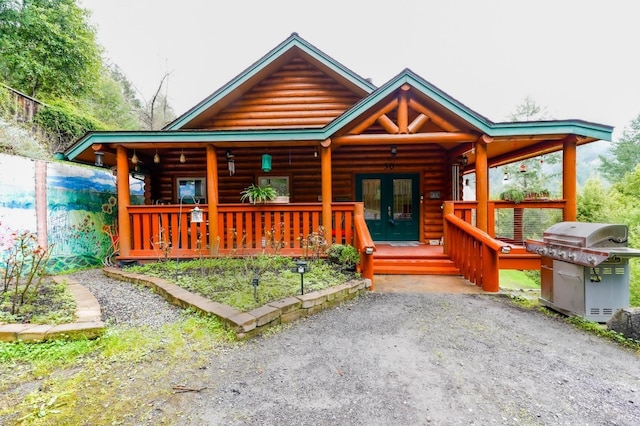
[{"x1": 240, "y1": 183, "x2": 278, "y2": 204}]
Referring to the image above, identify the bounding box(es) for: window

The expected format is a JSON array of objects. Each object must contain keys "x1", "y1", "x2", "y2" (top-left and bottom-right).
[
  {"x1": 258, "y1": 176, "x2": 289, "y2": 196},
  {"x1": 176, "y1": 178, "x2": 206, "y2": 203}
]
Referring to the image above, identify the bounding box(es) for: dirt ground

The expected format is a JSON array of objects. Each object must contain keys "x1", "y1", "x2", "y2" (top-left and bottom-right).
[{"x1": 161, "y1": 291, "x2": 639, "y2": 425}]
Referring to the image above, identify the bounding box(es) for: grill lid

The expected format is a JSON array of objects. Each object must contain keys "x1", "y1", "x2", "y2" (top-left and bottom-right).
[
  {"x1": 526, "y1": 221, "x2": 640, "y2": 266},
  {"x1": 542, "y1": 221, "x2": 628, "y2": 248}
]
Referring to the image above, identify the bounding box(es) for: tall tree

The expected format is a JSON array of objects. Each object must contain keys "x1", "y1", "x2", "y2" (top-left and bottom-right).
[
  {"x1": 0, "y1": 0, "x2": 102, "y2": 99},
  {"x1": 599, "y1": 113, "x2": 640, "y2": 183}
]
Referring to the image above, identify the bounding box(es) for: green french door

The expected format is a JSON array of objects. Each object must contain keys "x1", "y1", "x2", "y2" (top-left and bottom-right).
[{"x1": 355, "y1": 173, "x2": 420, "y2": 241}]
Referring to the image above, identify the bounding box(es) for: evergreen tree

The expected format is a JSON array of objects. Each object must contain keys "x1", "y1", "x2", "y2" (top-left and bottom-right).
[{"x1": 599, "y1": 113, "x2": 640, "y2": 183}]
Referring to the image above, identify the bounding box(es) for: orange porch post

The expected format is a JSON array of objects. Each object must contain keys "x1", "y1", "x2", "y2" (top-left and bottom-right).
[
  {"x1": 206, "y1": 145, "x2": 219, "y2": 254},
  {"x1": 563, "y1": 136, "x2": 578, "y2": 221},
  {"x1": 116, "y1": 145, "x2": 131, "y2": 257},
  {"x1": 321, "y1": 142, "x2": 332, "y2": 243},
  {"x1": 475, "y1": 136, "x2": 489, "y2": 232}
]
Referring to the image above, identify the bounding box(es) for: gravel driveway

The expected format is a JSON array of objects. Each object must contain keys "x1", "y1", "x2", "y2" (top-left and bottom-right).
[{"x1": 75, "y1": 270, "x2": 640, "y2": 425}]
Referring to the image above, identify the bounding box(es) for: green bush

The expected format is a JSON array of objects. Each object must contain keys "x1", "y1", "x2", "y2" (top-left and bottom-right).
[
  {"x1": 34, "y1": 101, "x2": 108, "y2": 152},
  {"x1": 326, "y1": 244, "x2": 360, "y2": 269}
]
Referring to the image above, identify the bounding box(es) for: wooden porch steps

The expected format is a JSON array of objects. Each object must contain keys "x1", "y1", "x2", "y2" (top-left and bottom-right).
[{"x1": 372, "y1": 244, "x2": 461, "y2": 275}]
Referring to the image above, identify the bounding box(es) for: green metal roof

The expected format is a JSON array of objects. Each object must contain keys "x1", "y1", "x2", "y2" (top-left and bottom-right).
[{"x1": 64, "y1": 36, "x2": 613, "y2": 162}]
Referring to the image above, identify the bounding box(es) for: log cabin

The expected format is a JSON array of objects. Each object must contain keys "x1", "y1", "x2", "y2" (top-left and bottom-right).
[{"x1": 63, "y1": 33, "x2": 612, "y2": 291}]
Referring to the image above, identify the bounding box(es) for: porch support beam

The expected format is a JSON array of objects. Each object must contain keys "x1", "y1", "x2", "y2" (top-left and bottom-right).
[
  {"x1": 332, "y1": 132, "x2": 477, "y2": 145},
  {"x1": 116, "y1": 145, "x2": 131, "y2": 256},
  {"x1": 408, "y1": 99, "x2": 460, "y2": 132},
  {"x1": 321, "y1": 145, "x2": 333, "y2": 243},
  {"x1": 348, "y1": 99, "x2": 398, "y2": 135},
  {"x1": 408, "y1": 113, "x2": 429, "y2": 134},
  {"x1": 206, "y1": 145, "x2": 219, "y2": 254},
  {"x1": 562, "y1": 135, "x2": 578, "y2": 221},
  {"x1": 398, "y1": 86, "x2": 409, "y2": 133},
  {"x1": 376, "y1": 114, "x2": 399, "y2": 134},
  {"x1": 475, "y1": 136, "x2": 489, "y2": 233}
]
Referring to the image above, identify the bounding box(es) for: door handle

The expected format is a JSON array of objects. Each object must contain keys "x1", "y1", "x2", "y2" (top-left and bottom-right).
[{"x1": 387, "y1": 206, "x2": 395, "y2": 226}]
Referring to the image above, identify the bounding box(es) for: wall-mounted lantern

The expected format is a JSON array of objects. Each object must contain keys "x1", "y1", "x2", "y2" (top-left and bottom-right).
[
  {"x1": 94, "y1": 151, "x2": 104, "y2": 167},
  {"x1": 261, "y1": 153, "x2": 272, "y2": 172}
]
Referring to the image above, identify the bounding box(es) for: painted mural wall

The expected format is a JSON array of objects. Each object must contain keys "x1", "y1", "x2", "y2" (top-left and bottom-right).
[{"x1": 0, "y1": 153, "x2": 143, "y2": 273}]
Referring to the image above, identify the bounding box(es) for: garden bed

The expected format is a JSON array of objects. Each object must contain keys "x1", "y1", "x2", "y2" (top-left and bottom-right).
[
  {"x1": 0, "y1": 279, "x2": 75, "y2": 325},
  {"x1": 124, "y1": 255, "x2": 359, "y2": 311}
]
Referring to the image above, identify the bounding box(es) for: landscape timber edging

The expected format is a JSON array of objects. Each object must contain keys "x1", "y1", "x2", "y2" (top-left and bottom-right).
[
  {"x1": 0, "y1": 276, "x2": 105, "y2": 343},
  {"x1": 102, "y1": 267, "x2": 371, "y2": 339}
]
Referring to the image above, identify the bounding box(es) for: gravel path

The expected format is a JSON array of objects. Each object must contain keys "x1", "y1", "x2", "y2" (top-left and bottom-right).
[
  {"x1": 71, "y1": 269, "x2": 640, "y2": 425},
  {"x1": 69, "y1": 269, "x2": 183, "y2": 328}
]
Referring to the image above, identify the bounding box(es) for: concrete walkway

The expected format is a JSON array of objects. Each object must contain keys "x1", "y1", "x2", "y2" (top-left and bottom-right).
[{"x1": 373, "y1": 274, "x2": 486, "y2": 294}]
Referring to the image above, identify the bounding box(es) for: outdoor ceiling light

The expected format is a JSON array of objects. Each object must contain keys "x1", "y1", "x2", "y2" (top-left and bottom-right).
[
  {"x1": 154, "y1": 150, "x2": 160, "y2": 164},
  {"x1": 131, "y1": 150, "x2": 139, "y2": 164},
  {"x1": 180, "y1": 149, "x2": 186, "y2": 163},
  {"x1": 94, "y1": 151, "x2": 104, "y2": 167}
]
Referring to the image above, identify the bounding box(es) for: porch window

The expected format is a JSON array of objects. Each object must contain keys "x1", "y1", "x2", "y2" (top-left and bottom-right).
[
  {"x1": 176, "y1": 177, "x2": 206, "y2": 203},
  {"x1": 258, "y1": 176, "x2": 289, "y2": 196}
]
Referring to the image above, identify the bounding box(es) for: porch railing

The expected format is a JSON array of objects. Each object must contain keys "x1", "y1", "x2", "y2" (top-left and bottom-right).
[
  {"x1": 127, "y1": 202, "x2": 360, "y2": 259},
  {"x1": 450, "y1": 200, "x2": 567, "y2": 243}
]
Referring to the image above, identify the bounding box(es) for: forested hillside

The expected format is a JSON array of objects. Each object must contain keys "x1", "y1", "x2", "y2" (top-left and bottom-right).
[{"x1": 0, "y1": 0, "x2": 174, "y2": 156}]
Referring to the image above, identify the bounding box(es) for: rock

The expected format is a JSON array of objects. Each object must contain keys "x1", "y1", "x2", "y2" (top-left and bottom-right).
[{"x1": 606, "y1": 307, "x2": 640, "y2": 341}]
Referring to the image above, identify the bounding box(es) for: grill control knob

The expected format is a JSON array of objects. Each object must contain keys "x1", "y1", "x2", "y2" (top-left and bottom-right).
[
  {"x1": 568, "y1": 253, "x2": 577, "y2": 262},
  {"x1": 587, "y1": 255, "x2": 597, "y2": 265},
  {"x1": 536, "y1": 247, "x2": 548, "y2": 255},
  {"x1": 548, "y1": 249, "x2": 556, "y2": 257},
  {"x1": 558, "y1": 251, "x2": 567, "y2": 260}
]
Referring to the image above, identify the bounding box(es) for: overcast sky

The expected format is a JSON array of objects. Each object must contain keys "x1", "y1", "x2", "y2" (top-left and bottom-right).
[{"x1": 79, "y1": 0, "x2": 640, "y2": 140}]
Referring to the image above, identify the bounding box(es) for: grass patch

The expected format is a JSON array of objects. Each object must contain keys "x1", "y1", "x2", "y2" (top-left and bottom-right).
[
  {"x1": 499, "y1": 270, "x2": 540, "y2": 290},
  {"x1": 0, "y1": 313, "x2": 234, "y2": 424},
  {"x1": 565, "y1": 316, "x2": 640, "y2": 354},
  {"x1": 0, "y1": 279, "x2": 76, "y2": 325},
  {"x1": 126, "y1": 255, "x2": 358, "y2": 311}
]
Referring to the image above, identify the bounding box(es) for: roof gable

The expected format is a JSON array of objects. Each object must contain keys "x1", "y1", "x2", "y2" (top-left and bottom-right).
[
  {"x1": 166, "y1": 33, "x2": 376, "y2": 130},
  {"x1": 326, "y1": 69, "x2": 612, "y2": 142}
]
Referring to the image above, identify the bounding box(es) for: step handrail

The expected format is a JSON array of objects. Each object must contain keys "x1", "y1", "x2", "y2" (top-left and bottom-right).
[{"x1": 444, "y1": 213, "x2": 510, "y2": 292}]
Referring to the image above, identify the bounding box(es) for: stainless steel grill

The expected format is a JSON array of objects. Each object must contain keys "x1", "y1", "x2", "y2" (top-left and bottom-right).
[{"x1": 525, "y1": 222, "x2": 640, "y2": 322}]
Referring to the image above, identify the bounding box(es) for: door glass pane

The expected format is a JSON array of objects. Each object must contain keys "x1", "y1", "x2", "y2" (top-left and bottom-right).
[
  {"x1": 362, "y1": 179, "x2": 381, "y2": 220},
  {"x1": 393, "y1": 178, "x2": 412, "y2": 220}
]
